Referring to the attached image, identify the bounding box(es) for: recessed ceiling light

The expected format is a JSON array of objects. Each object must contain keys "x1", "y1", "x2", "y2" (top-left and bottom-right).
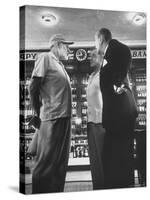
[
  {"x1": 40, "y1": 13, "x2": 58, "y2": 26},
  {"x1": 42, "y1": 14, "x2": 56, "y2": 22},
  {"x1": 132, "y1": 14, "x2": 146, "y2": 25},
  {"x1": 126, "y1": 12, "x2": 146, "y2": 26}
]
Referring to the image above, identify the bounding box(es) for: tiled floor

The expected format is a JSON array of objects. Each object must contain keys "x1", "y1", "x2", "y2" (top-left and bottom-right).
[
  {"x1": 64, "y1": 181, "x2": 93, "y2": 192},
  {"x1": 23, "y1": 169, "x2": 145, "y2": 194},
  {"x1": 22, "y1": 158, "x2": 145, "y2": 194},
  {"x1": 23, "y1": 170, "x2": 92, "y2": 194},
  {"x1": 20, "y1": 170, "x2": 92, "y2": 185},
  {"x1": 25, "y1": 181, "x2": 93, "y2": 194}
]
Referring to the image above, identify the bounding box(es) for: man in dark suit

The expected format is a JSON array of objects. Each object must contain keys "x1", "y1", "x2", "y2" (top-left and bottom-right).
[{"x1": 95, "y1": 28, "x2": 138, "y2": 189}]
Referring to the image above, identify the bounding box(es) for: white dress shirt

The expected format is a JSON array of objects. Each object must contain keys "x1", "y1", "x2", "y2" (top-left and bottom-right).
[
  {"x1": 104, "y1": 44, "x2": 109, "y2": 56},
  {"x1": 102, "y1": 44, "x2": 109, "y2": 67},
  {"x1": 87, "y1": 71, "x2": 103, "y2": 123}
]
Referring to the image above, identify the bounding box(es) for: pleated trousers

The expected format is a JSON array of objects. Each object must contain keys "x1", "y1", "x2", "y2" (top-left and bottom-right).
[{"x1": 32, "y1": 117, "x2": 71, "y2": 194}]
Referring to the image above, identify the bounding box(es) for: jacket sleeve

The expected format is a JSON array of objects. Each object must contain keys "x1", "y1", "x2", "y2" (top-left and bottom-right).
[{"x1": 107, "y1": 42, "x2": 132, "y2": 87}]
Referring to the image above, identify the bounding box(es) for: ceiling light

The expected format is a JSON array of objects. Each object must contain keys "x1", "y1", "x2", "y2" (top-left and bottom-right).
[
  {"x1": 40, "y1": 13, "x2": 58, "y2": 26},
  {"x1": 126, "y1": 12, "x2": 146, "y2": 26},
  {"x1": 132, "y1": 14, "x2": 146, "y2": 25}
]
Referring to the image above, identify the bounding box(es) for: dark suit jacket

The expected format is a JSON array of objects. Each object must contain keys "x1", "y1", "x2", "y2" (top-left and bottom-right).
[{"x1": 100, "y1": 39, "x2": 138, "y2": 127}]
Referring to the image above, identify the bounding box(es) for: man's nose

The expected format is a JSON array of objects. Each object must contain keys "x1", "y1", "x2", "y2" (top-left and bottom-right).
[{"x1": 67, "y1": 47, "x2": 71, "y2": 54}]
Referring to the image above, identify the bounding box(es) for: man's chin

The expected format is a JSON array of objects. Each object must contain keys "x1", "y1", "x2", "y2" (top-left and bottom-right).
[
  {"x1": 61, "y1": 56, "x2": 68, "y2": 61},
  {"x1": 65, "y1": 57, "x2": 69, "y2": 61},
  {"x1": 90, "y1": 64, "x2": 96, "y2": 68}
]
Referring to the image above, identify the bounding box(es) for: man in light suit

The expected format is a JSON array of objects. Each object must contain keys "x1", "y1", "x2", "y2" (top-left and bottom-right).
[{"x1": 95, "y1": 28, "x2": 138, "y2": 189}]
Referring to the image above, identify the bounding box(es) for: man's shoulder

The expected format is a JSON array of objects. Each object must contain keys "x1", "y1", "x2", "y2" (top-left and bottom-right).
[
  {"x1": 111, "y1": 39, "x2": 129, "y2": 49},
  {"x1": 37, "y1": 52, "x2": 58, "y2": 63},
  {"x1": 109, "y1": 39, "x2": 124, "y2": 47},
  {"x1": 36, "y1": 52, "x2": 49, "y2": 61},
  {"x1": 108, "y1": 39, "x2": 130, "y2": 54},
  {"x1": 47, "y1": 52, "x2": 59, "y2": 62}
]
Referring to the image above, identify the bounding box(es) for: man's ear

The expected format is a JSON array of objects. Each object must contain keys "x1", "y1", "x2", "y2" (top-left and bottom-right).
[
  {"x1": 57, "y1": 42, "x2": 62, "y2": 49},
  {"x1": 100, "y1": 35, "x2": 105, "y2": 44}
]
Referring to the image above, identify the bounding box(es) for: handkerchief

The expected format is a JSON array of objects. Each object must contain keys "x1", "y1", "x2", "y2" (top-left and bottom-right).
[{"x1": 102, "y1": 59, "x2": 108, "y2": 67}]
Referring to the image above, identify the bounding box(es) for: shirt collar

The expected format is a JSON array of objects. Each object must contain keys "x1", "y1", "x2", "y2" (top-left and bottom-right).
[
  {"x1": 49, "y1": 51, "x2": 64, "y2": 66},
  {"x1": 104, "y1": 44, "x2": 109, "y2": 56},
  {"x1": 49, "y1": 51, "x2": 59, "y2": 62},
  {"x1": 90, "y1": 70, "x2": 100, "y2": 78}
]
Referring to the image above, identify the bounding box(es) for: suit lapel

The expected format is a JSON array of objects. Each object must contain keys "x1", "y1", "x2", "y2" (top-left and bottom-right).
[{"x1": 104, "y1": 40, "x2": 112, "y2": 60}]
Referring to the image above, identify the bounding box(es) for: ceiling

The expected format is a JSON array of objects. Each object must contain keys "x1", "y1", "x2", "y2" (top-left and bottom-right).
[{"x1": 20, "y1": 5, "x2": 146, "y2": 49}]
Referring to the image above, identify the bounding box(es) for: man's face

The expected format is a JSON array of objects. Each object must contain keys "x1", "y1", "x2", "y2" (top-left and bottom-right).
[
  {"x1": 95, "y1": 34, "x2": 105, "y2": 55},
  {"x1": 90, "y1": 52, "x2": 99, "y2": 67},
  {"x1": 95, "y1": 35, "x2": 101, "y2": 53},
  {"x1": 90, "y1": 51, "x2": 103, "y2": 71},
  {"x1": 58, "y1": 43, "x2": 70, "y2": 60}
]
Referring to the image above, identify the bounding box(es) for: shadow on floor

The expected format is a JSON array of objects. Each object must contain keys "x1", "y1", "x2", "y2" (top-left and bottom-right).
[{"x1": 9, "y1": 185, "x2": 19, "y2": 193}]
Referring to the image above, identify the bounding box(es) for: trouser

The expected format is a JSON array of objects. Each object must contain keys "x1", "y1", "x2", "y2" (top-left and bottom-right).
[
  {"x1": 135, "y1": 131, "x2": 146, "y2": 185},
  {"x1": 32, "y1": 117, "x2": 71, "y2": 194},
  {"x1": 87, "y1": 122, "x2": 105, "y2": 189},
  {"x1": 102, "y1": 119, "x2": 135, "y2": 189}
]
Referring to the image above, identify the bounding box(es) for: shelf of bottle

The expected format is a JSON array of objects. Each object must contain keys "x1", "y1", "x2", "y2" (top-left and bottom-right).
[
  {"x1": 137, "y1": 107, "x2": 146, "y2": 112},
  {"x1": 135, "y1": 125, "x2": 146, "y2": 129},
  {"x1": 73, "y1": 143, "x2": 88, "y2": 146},
  {"x1": 137, "y1": 95, "x2": 146, "y2": 99},
  {"x1": 20, "y1": 133, "x2": 34, "y2": 139},
  {"x1": 20, "y1": 109, "x2": 34, "y2": 116},
  {"x1": 136, "y1": 99, "x2": 146, "y2": 105},
  {"x1": 138, "y1": 123, "x2": 146, "y2": 127},
  {"x1": 135, "y1": 80, "x2": 146, "y2": 83},
  {"x1": 20, "y1": 130, "x2": 36, "y2": 135},
  {"x1": 136, "y1": 119, "x2": 146, "y2": 126},
  {"x1": 134, "y1": 128, "x2": 146, "y2": 133}
]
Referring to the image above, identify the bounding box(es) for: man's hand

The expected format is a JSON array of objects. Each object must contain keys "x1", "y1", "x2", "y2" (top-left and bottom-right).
[
  {"x1": 113, "y1": 84, "x2": 127, "y2": 95},
  {"x1": 28, "y1": 116, "x2": 41, "y2": 129}
]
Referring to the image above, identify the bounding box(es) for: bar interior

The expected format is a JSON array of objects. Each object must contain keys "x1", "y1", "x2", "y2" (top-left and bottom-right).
[{"x1": 20, "y1": 6, "x2": 146, "y2": 193}]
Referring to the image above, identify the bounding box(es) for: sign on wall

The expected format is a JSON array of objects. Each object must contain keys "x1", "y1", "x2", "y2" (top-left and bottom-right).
[
  {"x1": 131, "y1": 50, "x2": 146, "y2": 59},
  {"x1": 20, "y1": 52, "x2": 38, "y2": 61},
  {"x1": 20, "y1": 49, "x2": 146, "y2": 61}
]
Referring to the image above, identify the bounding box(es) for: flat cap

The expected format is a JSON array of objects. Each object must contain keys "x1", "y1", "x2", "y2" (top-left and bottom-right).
[{"x1": 49, "y1": 34, "x2": 74, "y2": 48}]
